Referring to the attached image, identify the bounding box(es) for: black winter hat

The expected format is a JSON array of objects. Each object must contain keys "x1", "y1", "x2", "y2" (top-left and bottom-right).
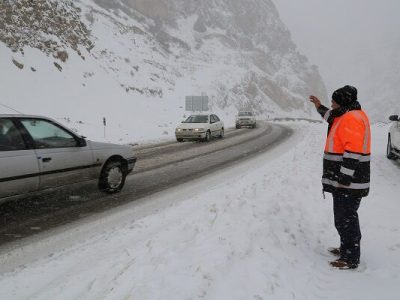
[
  {"x1": 343, "y1": 85, "x2": 358, "y2": 101},
  {"x1": 332, "y1": 85, "x2": 358, "y2": 106}
]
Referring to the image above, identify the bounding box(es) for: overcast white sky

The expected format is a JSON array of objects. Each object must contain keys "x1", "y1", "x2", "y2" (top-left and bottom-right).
[{"x1": 273, "y1": 0, "x2": 400, "y2": 96}]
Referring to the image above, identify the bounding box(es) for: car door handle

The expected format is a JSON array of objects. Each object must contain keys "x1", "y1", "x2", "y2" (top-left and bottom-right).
[{"x1": 42, "y1": 157, "x2": 52, "y2": 163}]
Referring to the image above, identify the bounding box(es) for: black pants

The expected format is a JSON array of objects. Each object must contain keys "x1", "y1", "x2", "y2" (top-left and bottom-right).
[{"x1": 333, "y1": 193, "x2": 362, "y2": 264}]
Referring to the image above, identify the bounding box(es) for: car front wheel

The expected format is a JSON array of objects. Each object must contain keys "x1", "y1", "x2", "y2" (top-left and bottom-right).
[
  {"x1": 387, "y1": 135, "x2": 396, "y2": 160},
  {"x1": 219, "y1": 128, "x2": 224, "y2": 138},
  {"x1": 99, "y1": 160, "x2": 126, "y2": 193}
]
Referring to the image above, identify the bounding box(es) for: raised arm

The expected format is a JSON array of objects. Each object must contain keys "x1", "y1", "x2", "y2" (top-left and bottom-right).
[{"x1": 309, "y1": 95, "x2": 330, "y2": 122}]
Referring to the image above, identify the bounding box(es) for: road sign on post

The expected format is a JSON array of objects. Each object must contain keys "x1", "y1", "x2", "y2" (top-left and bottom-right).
[{"x1": 185, "y1": 96, "x2": 209, "y2": 112}]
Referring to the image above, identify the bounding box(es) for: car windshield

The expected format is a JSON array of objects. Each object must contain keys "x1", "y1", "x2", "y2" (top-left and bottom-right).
[
  {"x1": 238, "y1": 112, "x2": 253, "y2": 116},
  {"x1": 184, "y1": 115, "x2": 209, "y2": 123}
]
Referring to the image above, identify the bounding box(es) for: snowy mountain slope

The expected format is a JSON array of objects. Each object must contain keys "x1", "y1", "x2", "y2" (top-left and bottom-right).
[
  {"x1": 307, "y1": 33, "x2": 400, "y2": 123},
  {"x1": 1, "y1": 0, "x2": 326, "y2": 143},
  {"x1": 0, "y1": 122, "x2": 398, "y2": 299},
  {"x1": 272, "y1": 0, "x2": 400, "y2": 123},
  {"x1": 353, "y1": 36, "x2": 400, "y2": 122}
]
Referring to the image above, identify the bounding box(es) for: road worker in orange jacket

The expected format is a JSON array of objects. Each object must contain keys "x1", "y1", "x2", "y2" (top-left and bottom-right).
[{"x1": 309, "y1": 85, "x2": 371, "y2": 270}]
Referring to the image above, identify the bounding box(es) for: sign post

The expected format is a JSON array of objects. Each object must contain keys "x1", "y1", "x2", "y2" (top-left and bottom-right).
[{"x1": 103, "y1": 117, "x2": 106, "y2": 138}]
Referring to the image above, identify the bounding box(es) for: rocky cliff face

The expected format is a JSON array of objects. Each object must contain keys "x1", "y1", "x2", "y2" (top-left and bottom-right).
[
  {"x1": 1, "y1": 0, "x2": 327, "y2": 127},
  {"x1": 0, "y1": 0, "x2": 92, "y2": 67},
  {"x1": 91, "y1": 0, "x2": 327, "y2": 115}
]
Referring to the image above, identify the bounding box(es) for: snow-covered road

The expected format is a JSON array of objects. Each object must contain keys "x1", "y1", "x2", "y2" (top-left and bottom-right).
[
  {"x1": 0, "y1": 121, "x2": 399, "y2": 300},
  {"x1": 0, "y1": 122, "x2": 289, "y2": 244}
]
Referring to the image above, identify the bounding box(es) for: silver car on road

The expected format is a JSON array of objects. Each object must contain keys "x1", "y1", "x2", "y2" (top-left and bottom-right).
[
  {"x1": 235, "y1": 111, "x2": 256, "y2": 129},
  {"x1": 0, "y1": 115, "x2": 137, "y2": 203},
  {"x1": 175, "y1": 114, "x2": 224, "y2": 142}
]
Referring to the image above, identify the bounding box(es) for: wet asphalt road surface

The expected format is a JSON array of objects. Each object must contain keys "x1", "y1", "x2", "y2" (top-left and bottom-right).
[{"x1": 0, "y1": 122, "x2": 292, "y2": 247}]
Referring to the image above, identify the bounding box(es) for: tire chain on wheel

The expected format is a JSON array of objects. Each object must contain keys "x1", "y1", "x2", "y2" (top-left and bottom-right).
[{"x1": 99, "y1": 161, "x2": 126, "y2": 193}]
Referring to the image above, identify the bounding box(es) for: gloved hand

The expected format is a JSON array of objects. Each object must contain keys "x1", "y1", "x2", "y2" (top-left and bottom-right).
[{"x1": 338, "y1": 173, "x2": 352, "y2": 187}]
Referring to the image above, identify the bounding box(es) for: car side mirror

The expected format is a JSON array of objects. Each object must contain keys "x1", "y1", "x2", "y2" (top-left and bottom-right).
[
  {"x1": 389, "y1": 115, "x2": 399, "y2": 122},
  {"x1": 77, "y1": 136, "x2": 87, "y2": 147}
]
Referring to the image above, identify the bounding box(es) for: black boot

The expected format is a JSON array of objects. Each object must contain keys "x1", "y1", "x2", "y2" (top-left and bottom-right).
[{"x1": 330, "y1": 259, "x2": 358, "y2": 269}]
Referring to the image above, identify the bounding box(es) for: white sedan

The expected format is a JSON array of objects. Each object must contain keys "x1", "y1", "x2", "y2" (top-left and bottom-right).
[
  {"x1": 387, "y1": 114, "x2": 400, "y2": 159},
  {"x1": 236, "y1": 111, "x2": 256, "y2": 129},
  {"x1": 0, "y1": 115, "x2": 137, "y2": 203},
  {"x1": 175, "y1": 114, "x2": 224, "y2": 142}
]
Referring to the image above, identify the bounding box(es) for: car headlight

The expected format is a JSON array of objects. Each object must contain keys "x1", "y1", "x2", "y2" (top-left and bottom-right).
[
  {"x1": 176, "y1": 128, "x2": 182, "y2": 132},
  {"x1": 194, "y1": 128, "x2": 204, "y2": 132}
]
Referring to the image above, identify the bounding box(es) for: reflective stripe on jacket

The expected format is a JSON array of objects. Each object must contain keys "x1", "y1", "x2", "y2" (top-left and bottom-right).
[{"x1": 321, "y1": 109, "x2": 371, "y2": 197}]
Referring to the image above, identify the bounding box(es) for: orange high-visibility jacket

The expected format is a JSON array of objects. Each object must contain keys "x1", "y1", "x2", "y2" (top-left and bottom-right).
[{"x1": 322, "y1": 109, "x2": 371, "y2": 197}]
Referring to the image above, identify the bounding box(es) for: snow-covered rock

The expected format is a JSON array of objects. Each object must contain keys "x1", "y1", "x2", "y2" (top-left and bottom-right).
[{"x1": 0, "y1": 0, "x2": 327, "y2": 143}]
